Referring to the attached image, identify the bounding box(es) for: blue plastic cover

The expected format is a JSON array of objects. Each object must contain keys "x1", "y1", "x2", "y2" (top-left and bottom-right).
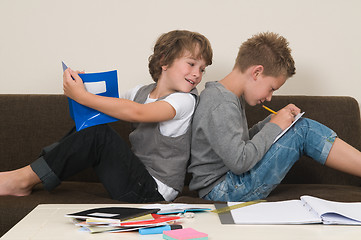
[{"x1": 62, "y1": 61, "x2": 119, "y2": 131}]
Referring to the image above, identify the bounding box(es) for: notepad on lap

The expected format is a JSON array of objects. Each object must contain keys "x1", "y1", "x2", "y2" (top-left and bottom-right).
[{"x1": 274, "y1": 112, "x2": 305, "y2": 142}]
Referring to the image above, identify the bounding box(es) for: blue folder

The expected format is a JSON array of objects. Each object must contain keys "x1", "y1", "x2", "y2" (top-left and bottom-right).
[{"x1": 62, "y1": 62, "x2": 119, "y2": 131}]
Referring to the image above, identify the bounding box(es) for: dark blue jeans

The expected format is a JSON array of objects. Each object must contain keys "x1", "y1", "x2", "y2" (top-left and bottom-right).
[{"x1": 30, "y1": 124, "x2": 164, "y2": 203}]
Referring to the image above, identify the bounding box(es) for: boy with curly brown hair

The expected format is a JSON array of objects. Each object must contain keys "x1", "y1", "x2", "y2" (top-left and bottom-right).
[{"x1": 0, "y1": 30, "x2": 213, "y2": 203}]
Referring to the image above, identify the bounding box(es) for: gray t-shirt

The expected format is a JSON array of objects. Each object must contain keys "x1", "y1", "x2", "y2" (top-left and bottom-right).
[{"x1": 188, "y1": 81, "x2": 282, "y2": 198}]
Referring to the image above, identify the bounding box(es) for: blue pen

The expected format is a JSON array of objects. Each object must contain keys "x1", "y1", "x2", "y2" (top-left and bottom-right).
[{"x1": 139, "y1": 225, "x2": 182, "y2": 235}]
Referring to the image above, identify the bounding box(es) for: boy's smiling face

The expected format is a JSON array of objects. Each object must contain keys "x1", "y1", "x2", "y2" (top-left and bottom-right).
[
  {"x1": 160, "y1": 49, "x2": 207, "y2": 93},
  {"x1": 245, "y1": 73, "x2": 286, "y2": 106}
]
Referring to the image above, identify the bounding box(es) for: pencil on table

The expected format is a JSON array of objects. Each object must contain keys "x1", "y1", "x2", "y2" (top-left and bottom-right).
[{"x1": 262, "y1": 105, "x2": 278, "y2": 114}]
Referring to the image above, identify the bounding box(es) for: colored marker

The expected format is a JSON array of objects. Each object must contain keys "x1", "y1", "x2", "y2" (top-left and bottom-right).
[{"x1": 139, "y1": 225, "x2": 182, "y2": 235}]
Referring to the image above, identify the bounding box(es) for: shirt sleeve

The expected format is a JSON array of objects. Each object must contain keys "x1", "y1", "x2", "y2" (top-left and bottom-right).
[
  {"x1": 161, "y1": 92, "x2": 196, "y2": 120},
  {"x1": 118, "y1": 84, "x2": 144, "y2": 101},
  {"x1": 205, "y1": 102, "x2": 282, "y2": 174},
  {"x1": 249, "y1": 115, "x2": 272, "y2": 139}
]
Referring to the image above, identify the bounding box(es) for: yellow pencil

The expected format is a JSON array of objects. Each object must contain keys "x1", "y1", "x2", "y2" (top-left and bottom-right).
[{"x1": 262, "y1": 105, "x2": 278, "y2": 114}]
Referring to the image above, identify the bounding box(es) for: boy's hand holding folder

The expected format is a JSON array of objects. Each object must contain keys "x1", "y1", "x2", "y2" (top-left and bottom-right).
[{"x1": 62, "y1": 61, "x2": 119, "y2": 131}]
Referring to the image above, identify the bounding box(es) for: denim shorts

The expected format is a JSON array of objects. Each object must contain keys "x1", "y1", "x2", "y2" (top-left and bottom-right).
[{"x1": 204, "y1": 118, "x2": 337, "y2": 202}]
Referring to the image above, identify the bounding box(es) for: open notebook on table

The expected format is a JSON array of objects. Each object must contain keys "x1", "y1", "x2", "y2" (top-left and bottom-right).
[{"x1": 215, "y1": 195, "x2": 361, "y2": 225}]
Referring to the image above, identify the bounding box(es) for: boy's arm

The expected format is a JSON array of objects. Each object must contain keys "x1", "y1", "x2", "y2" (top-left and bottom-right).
[
  {"x1": 248, "y1": 115, "x2": 272, "y2": 139},
  {"x1": 63, "y1": 68, "x2": 176, "y2": 123},
  {"x1": 206, "y1": 103, "x2": 282, "y2": 174}
]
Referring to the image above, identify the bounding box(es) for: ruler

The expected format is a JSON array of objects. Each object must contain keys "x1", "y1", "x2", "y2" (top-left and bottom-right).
[{"x1": 211, "y1": 200, "x2": 266, "y2": 214}]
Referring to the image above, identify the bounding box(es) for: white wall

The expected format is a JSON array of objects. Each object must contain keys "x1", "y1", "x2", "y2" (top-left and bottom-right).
[{"x1": 1, "y1": 0, "x2": 360, "y2": 104}]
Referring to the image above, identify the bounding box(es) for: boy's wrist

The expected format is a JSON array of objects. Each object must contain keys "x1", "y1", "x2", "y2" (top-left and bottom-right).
[{"x1": 74, "y1": 90, "x2": 91, "y2": 105}]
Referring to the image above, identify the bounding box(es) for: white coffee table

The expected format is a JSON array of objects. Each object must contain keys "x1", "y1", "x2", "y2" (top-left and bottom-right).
[{"x1": 2, "y1": 204, "x2": 361, "y2": 239}]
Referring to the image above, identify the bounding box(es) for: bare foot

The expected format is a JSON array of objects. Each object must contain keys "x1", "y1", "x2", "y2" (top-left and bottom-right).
[{"x1": 0, "y1": 166, "x2": 41, "y2": 196}]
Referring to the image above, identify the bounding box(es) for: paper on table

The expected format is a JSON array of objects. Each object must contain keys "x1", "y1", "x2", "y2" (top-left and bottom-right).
[
  {"x1": 229, "y1": 200, "x2": 321, "y2": 224},
  {"x1": 226, "y1": 196, "x2": 361, "y2": 225},
  {"x1": 273, "y1": 112, "x2": 305, "y2": 143}
]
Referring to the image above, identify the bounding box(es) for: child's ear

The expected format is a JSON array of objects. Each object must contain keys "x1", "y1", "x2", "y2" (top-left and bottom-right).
[
  {"x1": 252, "y1": 65, "x2": 264, "y2": 80},
  {"x1": 160, "y1": 55, "x2": 169, "y2": 71}
]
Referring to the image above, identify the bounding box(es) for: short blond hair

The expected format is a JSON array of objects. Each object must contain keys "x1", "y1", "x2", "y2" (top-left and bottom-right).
[
  {"x1": 234, "y1": 32, "x2": 295, "y2": 78},
  {"x1": 148, "y1": 30, "x2": 213, "y2": 82}
]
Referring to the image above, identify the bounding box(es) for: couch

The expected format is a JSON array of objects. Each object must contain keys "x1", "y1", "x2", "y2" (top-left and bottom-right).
[{"x1": 1, "y1": 94, "x2": 361, "y2": 236}]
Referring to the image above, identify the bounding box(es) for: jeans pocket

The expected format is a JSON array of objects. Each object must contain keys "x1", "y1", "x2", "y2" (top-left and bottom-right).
[
  {"x1": 227, "y1": 171, "x2": 246, "y2": 192},
  {"x1": 206, "y1": 172, "x2": 248, "y2": 202}
]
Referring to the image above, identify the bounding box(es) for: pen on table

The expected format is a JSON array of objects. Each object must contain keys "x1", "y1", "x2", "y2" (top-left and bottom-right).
[
  {"x1": 262, "y1": 105, "x2": 278, "y2": 115},
  {"x1": 139, "y1": 224, "x2": 183, "y2": 235}
]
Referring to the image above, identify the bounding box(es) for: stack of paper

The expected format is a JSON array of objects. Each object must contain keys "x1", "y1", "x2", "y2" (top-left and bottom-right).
[{"x1": 65, "y1": 207, "x2": 182, "y2": 233}]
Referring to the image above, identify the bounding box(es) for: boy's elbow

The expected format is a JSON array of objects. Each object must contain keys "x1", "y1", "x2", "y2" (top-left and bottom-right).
[{"x1": 226, "y1": 162, "x2": 246, "y2": 175}]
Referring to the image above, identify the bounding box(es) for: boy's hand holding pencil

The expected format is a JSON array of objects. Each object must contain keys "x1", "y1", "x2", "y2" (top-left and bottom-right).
[{"x1": 265, "y1": 104, "x2": 301, "y2": 130}]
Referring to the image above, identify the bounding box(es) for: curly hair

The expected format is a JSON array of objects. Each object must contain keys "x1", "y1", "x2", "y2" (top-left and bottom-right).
[
  {"x1": 148, "y1": 30, "x2": 213, "y2": 82},
  {"x1": 234, "y1": 32, "x2": 295, "y2": 78}
]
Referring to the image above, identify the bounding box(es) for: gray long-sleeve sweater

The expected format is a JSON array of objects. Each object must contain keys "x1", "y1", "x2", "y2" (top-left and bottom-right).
[{"x1": 188, "y1": 82, "x2": 282, "y2": 198}]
